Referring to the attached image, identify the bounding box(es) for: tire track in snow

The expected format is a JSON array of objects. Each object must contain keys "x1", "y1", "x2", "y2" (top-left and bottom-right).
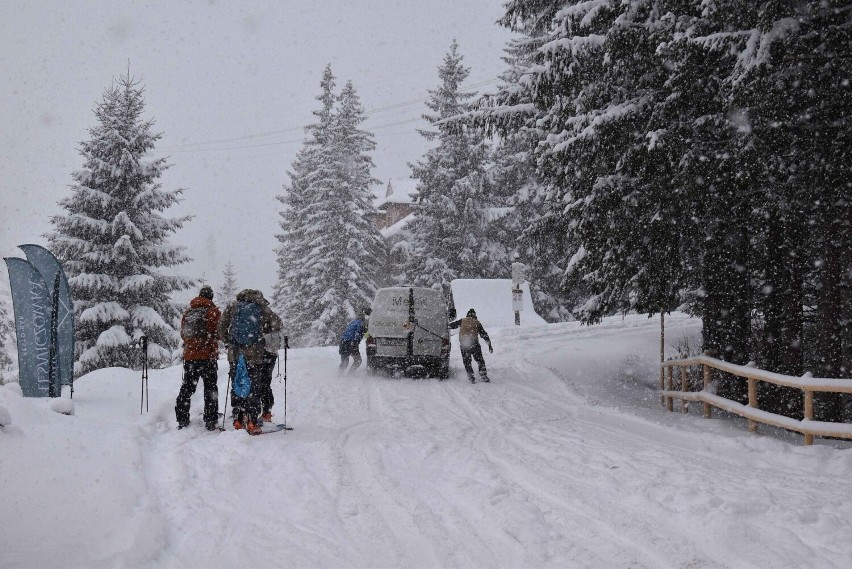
[
  {"x1": 329, "y1": 378, "x2": 507, "y2": 568},
  {"x1": 440, "y1": 368, "x2": 679, "y2": 568}
]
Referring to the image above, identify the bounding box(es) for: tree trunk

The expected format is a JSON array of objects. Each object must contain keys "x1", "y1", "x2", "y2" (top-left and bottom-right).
[
  {"x1": 703, "y1": 216, "x2": 750, "y2": 404},
  {"x1": 760, "y1": 218, "x2": 804, "y2": 417},
  {"x1": 814, "y1": 210, "x2": 845, "y2": 421}
]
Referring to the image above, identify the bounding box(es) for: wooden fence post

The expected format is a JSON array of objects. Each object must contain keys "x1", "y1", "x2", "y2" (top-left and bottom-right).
[
  {"x1": 747, "y1": 378, "x2": 758, "y2": 432},
  {"x1": 703, "y1": 362, "x2": 712, "y2": 419},
  {"x1": 665, "y1": 365, "x2": 673, "y2": 412},
  {"x1": 803, "y1": 390, "x2": 814, "y2": 446},
  {"x1": 681, "y1": 366, "x2": 689, "y2": 414}
]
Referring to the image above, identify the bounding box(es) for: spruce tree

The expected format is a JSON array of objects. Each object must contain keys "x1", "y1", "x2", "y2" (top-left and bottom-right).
[
  {"x1": 487, "y1": 1, "x2": 689, "y2": 323},
  {"x1": 49, "y1": 73, "x2": 192, "y2": 375},
  {"x1": 400, "y1": 41, "x2": 496, "y2": 295},
  {"x1": 274, "y1": 67, "x2": 385, "y2": 346},
  {"x1": 478, "y1": 34, "x2": 577, "y2": 321},
  {"x1": 731, "y1": 0, "x2": 852, "y2": 416},
  {"x1": 488, "y1": 0, "x2": 850, "y2": 415},
  {"x1": 302, "y1": 80, "x2": 385, "y2": 344},
  {"x1": 484, "y1": 1, "x2": 756, "y2": 400},
  {"x1": 274, "y1": 66, "x2": 336, "y2": 346},
  {"x1": 218, "y1": 260, "x2": 238, "y2": 303}
]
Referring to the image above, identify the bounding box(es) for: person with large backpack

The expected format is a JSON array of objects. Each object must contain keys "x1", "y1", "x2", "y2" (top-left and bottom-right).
[
  {"x1": 176, "y1": 285, "x2": 221, "y2": 430},
  {"x1": 256, "y1": 292, "x2": 283, "y2": 423},
  {"x1": 449, "y1": 308, "x2": 492, "y2": 383},
  {"x1": 218, "y1": 288, "x2": 278, "y2": 435},
  {"x1": 338, "y1": 307, "x2": 371, "y2": 375}
]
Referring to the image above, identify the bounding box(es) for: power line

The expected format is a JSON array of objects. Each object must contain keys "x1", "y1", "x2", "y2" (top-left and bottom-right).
[{"x1": 154, "y1": 77, "x2": 501, "y2": 153}]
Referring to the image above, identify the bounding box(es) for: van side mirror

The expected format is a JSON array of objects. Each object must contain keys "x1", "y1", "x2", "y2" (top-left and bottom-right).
[{"x1": 448, "y1": 307, "x2": 456, "y2": 320}]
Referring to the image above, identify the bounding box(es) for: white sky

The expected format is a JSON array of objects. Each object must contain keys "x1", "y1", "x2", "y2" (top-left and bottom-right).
[{"x1": 0, "y1": 0, "x2": 513, "y2": 300}]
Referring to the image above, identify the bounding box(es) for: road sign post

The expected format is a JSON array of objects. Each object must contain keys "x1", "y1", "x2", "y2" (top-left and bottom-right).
[{"x1": 511, "y1": 262, "x2": 525, "y2": 326}]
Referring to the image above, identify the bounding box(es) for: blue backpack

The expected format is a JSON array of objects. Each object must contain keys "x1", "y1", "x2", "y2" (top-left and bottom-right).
[
  {"x1": 230, "y1": 301, "x2": 262, "y2": 346},
  {"x1": 341, "y1": 319, "x2": 366, "y2": 342},
  {"x1": 233, "y1": 354, "x2": 251, "y2": 398}
]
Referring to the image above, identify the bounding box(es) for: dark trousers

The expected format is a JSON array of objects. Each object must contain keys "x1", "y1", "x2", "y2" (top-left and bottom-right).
[
  {"x1": 461, "y1": 344, "x2": 487, "y2": 379},
  {"x1": 258, "y1": 351, "x2": 277, "y2": 415},
  {"x1": 230, "y1": 360, "x2": 263, "y2": 424},
  {"x1": 338, "y1": 340, "x2": 362, "y2": 374},
  {"x1": 176, "y1": 360, "x2": 219, "y2": 426}
]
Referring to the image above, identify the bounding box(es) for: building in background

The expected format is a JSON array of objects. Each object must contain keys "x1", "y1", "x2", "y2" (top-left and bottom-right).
[
  {"x1": 367, "y1": 179, "x2": 419, "y2": 282},
  {"x1": 369, "y1": 179, "x2": 418, "y2": 232}
]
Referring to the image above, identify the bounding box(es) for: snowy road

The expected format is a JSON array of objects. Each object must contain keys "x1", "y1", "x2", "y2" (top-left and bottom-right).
[{"x1": 2, "y1": 313, "x2": 851, "y2": 568}]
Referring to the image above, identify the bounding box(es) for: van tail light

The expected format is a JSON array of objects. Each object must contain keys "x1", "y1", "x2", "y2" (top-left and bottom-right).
[
  {"x1": 441, "y1": 337, "x2": 450, "y2": 356},
  {"x1": 367, "y1": 336, "x2": 376, "y2": 347}
]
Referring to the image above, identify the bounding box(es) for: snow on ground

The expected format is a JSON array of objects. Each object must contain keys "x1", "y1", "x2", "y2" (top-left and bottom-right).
[{"x1": 1, "y1": 312, "x2": 851, "y2": 569}]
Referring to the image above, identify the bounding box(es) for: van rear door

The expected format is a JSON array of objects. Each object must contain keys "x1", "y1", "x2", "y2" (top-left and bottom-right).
[
  {"x1": 408, "y1": 289, "x2": 447, "y2": 357},
  {"x1": 370, "y1": 287, "x2": 448, "y2": 358},
  {"x1": 370, "y1": 288, "x2": 412, "y2": 358}
]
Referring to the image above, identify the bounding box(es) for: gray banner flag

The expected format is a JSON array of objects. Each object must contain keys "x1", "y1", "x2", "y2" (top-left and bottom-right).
[
  {"x1": 19, "y1": 244, "x2": 75, "y2": 387},
  {"x1": 4, "y1": 258, "x2": 56, "y2": 397}
]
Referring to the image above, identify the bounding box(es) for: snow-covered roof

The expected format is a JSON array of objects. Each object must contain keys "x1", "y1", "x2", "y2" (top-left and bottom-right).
[
  {"x1": 374, "y1": 178, "x2": 419, "y2": 209},
  {"x1": 380, "y1": 212, "x2": 415, "y2": 239}
]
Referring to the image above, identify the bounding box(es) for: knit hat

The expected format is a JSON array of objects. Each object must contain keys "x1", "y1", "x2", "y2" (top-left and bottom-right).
[
  {"x1": 199, "y1": 285, "x2": 214, "y2": 300},
  {"x1": 467, "y1": 308, "x2": 477, "y2": 317}
]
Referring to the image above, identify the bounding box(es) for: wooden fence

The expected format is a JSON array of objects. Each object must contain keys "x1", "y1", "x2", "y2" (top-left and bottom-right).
[{"x1": 660, "y1": 353, "x2": 852, "y2": 445}]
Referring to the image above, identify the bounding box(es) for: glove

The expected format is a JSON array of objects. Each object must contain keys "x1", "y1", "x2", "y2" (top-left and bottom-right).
[{"x1": 488, "y1": 343, "x2": 493, "y2": 354}]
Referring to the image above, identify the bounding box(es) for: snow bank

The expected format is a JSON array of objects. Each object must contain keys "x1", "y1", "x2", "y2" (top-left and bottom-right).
[{"x1": 451, "y1": 278, "x2": 547, "y2": 328}]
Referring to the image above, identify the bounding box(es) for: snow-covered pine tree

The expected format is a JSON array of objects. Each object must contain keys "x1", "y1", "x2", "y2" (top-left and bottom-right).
[
  {"x1": 301, "y1": 80, "x2": 385, "y2": 344},
  {"x1": 649, "y1": 1, "x2": 750, "y2": 365},
  {"x1": 49, "y1": 73, "x2": 192, "y2": 375},
  {"x1": 490, "y1": 1, "x2": 849, "y2": 413},
  {"x1": 538, "y1": 2, "x2": 694, "y2": 323},
  {"x1": 487, "y1": 1, "x2": 758, "y2": 378},
  {"x1": 729, "y1": 1, "x2": 852, "y2": 418},
  {"x1": 218, "y1": 260, "x2": 238, "y2": 303},
  {"x1": 273, "y1": 67, "x2": 336, "y2": 346},
  {"x1": 399, "y1": 41, "x2": 496, "y2": 295},
  {"x1": 476, "y1": 34, "x2": 577, "y2": 322},
  {"x1": 274, "y1": 67, "x2": 385, "y2": 346}
]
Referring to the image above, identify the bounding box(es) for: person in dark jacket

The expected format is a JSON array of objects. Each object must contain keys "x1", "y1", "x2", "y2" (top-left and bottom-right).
[
  {"x1": 256, "y1": 292, "x2": 283, "y2": 423},
  {"x1": 176, "y1": 285, "x2": 221, "y2": 430},
  {"x1": 218, "y1": 288, "x2": 278, "y2": 435},
  {"x1": 338, "y1": 307, "x2": 371, "y2": 375},
  {"x1": 449, "y1": 308, "x2": 492, "y2": 383}
]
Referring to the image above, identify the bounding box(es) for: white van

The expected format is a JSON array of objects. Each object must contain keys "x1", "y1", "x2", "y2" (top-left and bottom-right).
[{"x1": 366, "y1": 286, "x2": 450, "y2": 378}]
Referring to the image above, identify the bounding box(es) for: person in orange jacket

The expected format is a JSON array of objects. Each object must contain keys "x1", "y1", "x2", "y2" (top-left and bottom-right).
[{"x1": 176, "y1": 285, "x2": 221, "y2": 430}]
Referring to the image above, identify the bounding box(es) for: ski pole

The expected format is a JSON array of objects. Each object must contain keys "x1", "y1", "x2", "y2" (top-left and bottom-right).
[
  {"x1": 222, "y1": 363, "x2": 232, "y2": 431},
  {"x1": 283, "y1": 335, "x2": 288, "y2": 428},
  {"x1": 140, "y1": 335, "x2": 149, "y2": 414},
  {"x1": 143, "y1": 336, "x2": 149, "y2": 413}
]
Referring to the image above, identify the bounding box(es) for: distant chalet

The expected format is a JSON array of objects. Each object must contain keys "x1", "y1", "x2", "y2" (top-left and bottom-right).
[{"x1": 368, "y1": 178, "x2": 418, "y2": 238}]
